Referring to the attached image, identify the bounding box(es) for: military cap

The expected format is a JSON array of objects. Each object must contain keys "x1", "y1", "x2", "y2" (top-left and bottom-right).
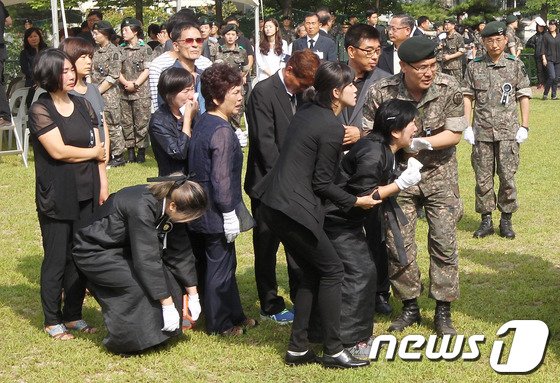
[
  {"x1": 121, "y1": 17, "x2": 142, "y2": 29},
  {"x1": 281, "y1": 15, "x2": 292, "y2": 21},
  {"x1": 221, "y1": 24, "x2": 238, "y2": 35},
  {"x1": 93, "y1": 20, "x2": 113, "y2": 31},
  {"x1": 398, "y1": 36, "x2": 438, "y2": 63},
  {"x1": 480, "y1": 21, "x2": 507, "y2": 37},
  {"x1": 24, "y1": 18, "x2": 32, "y2": 24},
  {"x1": 444, "y1": 19, "x2": 456, "y2": 24},
  {"x1": 505, "y1": 15, "x2": 518, "y2": 24},
  {"x1": 198, "y1": 17, "x2": 210, "y2": 26}
]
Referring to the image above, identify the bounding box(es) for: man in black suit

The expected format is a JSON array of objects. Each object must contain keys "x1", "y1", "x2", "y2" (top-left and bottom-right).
[
  {"x1": 366, "y1": 8, "x2": 387, "y2": 47},
  {"x1": 377, "y1": 14, "x2": 414, "y2": 75},
  {"x1": 317, "y1": 7, "x2": 335, "y2": 40},
  {"x1": 291, "y1": 13, "x2": 337, "y2": 61},
  {"x1": 245, "y1": 50, "x2": 320, "y2": 324}
]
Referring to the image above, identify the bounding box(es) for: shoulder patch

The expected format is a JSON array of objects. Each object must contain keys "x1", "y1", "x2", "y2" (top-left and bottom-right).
[
  {"x1": 473, "y1": 56, "x2": 484, "y2": 62},
  {"x1": 506, "y1": 53, "x2": 516, "y2": 60},
  {"x1": 453, "y1": 92, "x2": 463, "y2": 106}
]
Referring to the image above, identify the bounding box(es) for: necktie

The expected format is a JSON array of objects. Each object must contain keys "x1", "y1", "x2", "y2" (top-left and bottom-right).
[
  {"x1": 309, "y1": 39, "x2": 315, "y2": 49},
  {"x1": 289, "y1": 94, "x2": 297, "y2": 115}
]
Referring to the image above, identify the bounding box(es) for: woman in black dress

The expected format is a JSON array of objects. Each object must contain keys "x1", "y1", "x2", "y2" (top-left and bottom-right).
[
  {"x1": 28, "y1": 48, "x2": 108, "y2": 340},
  {"x1": 73, "y1": 176, "x2": 207, "y2": 354},
  {"x1": 19, "y1": 27, "x2": 47, "y2": 87},
  {"x1": 254, "y1": 61, "x2": 379, "y2": 368}
]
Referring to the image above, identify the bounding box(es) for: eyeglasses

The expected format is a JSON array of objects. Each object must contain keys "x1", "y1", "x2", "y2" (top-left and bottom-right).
[
  {"x1": 408, "y1": 62, "x2": 438, "y2": 75},
  {"x1": 176, "y1": 37, "x2": 204, "y2": 45},
  {"x1": 351, "y1": 45, "x2": 381, "y2": 58},
  {"x1": 388, "y1": 25, "x2": 408, "y2": 32}
]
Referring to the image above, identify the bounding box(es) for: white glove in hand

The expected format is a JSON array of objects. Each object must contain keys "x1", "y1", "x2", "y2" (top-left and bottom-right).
[
  {"x1": 404, "y1": 137, "x2": 433, "y2": 153},
  {"x1": 161, "y1": 303, "x2": 180, "y2": 332},
  {"x1": 223, "y1": 210, "x2": 240, "y2": 243},
  {"x1": 235, "y1": 128, "x2": 248, "y2": 147},
  {"x1": 463, "y1": 126, "x2": 475, "y2": 145},
  {"x1": 395, "y1": 158, "x2": 423, "y2": 190},
  {"x1": 515, "y1": 127, "x2": 528, "y2": 144},
  {"x1": 187, "y1": 293, "x2": 201, "y2": 321}
]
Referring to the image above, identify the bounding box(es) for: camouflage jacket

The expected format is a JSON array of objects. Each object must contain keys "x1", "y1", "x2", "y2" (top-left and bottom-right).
[
  {"x1": 214, "y1": 44, "x2": 249, "y2": 73},
  {"x1": 462, "y1": 53, "x2": 532, "y2": 142},
  {"x1": 120, "y1": 40, "x2": 153, "y2": 100},
  {"x1": 441, "y1": 31, "x2": 465, "y2": 70},
  {"x1": 92, "y1": 43, "x2": 122, "y2": 108},
  {"x1": 473, "y1": 31, "x2": 486, "y2": 58}
]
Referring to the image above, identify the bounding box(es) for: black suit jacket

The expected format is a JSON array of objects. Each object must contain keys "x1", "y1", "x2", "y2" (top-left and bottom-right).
[
  {"x1": 377, "y1": 45, "x2": 396, "y2": 75},
  {"x1": 244, "y1": 72, "x2": 294, "y2": 197},
  {"x1": 253, "y1": 103, "x2": 356, "y2": 239},
  {"x1": 291, "y1": 35, "x2": 338, "y2": 61}
]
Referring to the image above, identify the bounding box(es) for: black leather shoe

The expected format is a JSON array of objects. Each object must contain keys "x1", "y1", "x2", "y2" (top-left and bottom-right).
[
  {"x1": 388, "y1": 299, "x2": 421, "y2": 332},
  {"x1": 126, "y1": 148, "x2": 136, "y2": 163},
  {"x1": 375, "y1": 293, "x2": 392, "y2": 315},
  {"x1": 285, "y1": 350, "x2": 318, "y2": 366},
  {"x1": 473, "y1": 214, "x2": 494, "y2": 238},
  {"x1": 434, "y1": 301, "x2": 457, "y2": 336},
  {"x1": 321, "y1": 349, "x2": 370, "y2": 368},
  {"x1": 499, "y1": 215, "x2": 515, "y2": 239}
]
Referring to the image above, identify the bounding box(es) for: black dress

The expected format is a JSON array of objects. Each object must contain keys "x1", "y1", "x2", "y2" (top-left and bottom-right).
[{"x1": 73, "y1": 185, "x2": 197, "y2": 353}]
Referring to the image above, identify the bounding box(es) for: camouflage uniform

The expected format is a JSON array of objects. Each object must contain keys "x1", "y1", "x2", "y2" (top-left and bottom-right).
[
  {"x1": 473, "y1": 31, "x2": 486, "y2": 58},
  {"x1": 280, "y1": 26, "x2": 296, "y2": 45},
  {"x1": 214, "y1": 44, "x2": 249, "y2": 129},
  {"x1": 120, "y1": 40, "x2": 153, "y2": 149},
  {"x1": 441, "y1": 31, "x2": 466, "y2": 83},
  {"x1": 506, "y1": 26, "x2": 523, "y2": 56},
  {"x1": 92, "y1": 43, "x2": 125, "y2": 157},
  {"x1": 463, "y1": 53, "x2": 532, "y2": 215},
  {"x1": 362, "y1": 72, "x2": 467, "y2": 302}
]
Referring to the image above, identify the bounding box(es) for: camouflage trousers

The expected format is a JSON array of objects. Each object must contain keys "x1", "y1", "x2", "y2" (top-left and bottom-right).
[
  {"x1": 471, "y1": 140, "x2": 519, "y2": 214},
  {"x1": 105, "y1": 107, "x2": 125, "y2": 157},
  {"x1": 120, "y1": 97, "x2": 151, "y2": 149},
  {"x1": 385, "y1": 175, "x2": 462, "y2": 302}
]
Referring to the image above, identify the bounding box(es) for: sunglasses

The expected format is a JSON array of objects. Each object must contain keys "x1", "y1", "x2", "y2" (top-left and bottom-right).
[{"x1": 176, "y1": 37, "x2": 204, "y2": 45}]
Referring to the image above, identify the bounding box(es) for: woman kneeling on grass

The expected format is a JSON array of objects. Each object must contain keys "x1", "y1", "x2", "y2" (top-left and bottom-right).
[{"x1": 73, "y1": 175, "x2": 206, "y2": 354}]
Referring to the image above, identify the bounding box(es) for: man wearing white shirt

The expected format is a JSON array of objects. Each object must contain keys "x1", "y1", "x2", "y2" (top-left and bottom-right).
[
  {"x1": 290, "y1": 13, "x2": 337, "y2": 61},
  {"x1": 377, "y1": 14, "x2": 414, "y2": 75}
]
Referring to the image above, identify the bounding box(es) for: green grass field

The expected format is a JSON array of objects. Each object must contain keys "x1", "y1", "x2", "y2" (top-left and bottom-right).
[{"x1": 0, "y1": 92, "x2": 559, "y2": 382}]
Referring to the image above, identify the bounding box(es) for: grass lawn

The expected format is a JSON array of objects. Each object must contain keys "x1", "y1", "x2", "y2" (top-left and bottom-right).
[{"x1": 0, "y1": 92, "x2": 558, "y2": 382}]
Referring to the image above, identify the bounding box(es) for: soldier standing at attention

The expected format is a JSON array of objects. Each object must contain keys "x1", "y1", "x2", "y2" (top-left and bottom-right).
[
  {"x1": 505, "y1": 15, "x2": 523, "y2": 58},
  {"x1": 363, "y1": 37, "x2": 467, "y2": 336},
  {"x1": 440, "y1": 19, "x2": 465, "y2": 83},
  {"x1": 462, "y1": 21, "x2": 531, "y2": 240},
  {"x1": 92, "y1": 21, "x2": 125, "y2": 168},
  {"x1": 118, "y1": 17, "x2": 153, "y2": 163}
]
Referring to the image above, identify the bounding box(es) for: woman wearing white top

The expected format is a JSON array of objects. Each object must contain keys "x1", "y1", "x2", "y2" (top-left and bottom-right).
[{"x1": 255, "y1": 19, "x2": 288, "y2": 82}]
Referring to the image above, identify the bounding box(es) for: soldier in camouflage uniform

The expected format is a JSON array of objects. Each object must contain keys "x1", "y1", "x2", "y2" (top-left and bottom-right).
[
  {"x1": 362, "y1": 37, "x2": 467, "y2": 336},
  {"x1": 118, "y1": 17, "x2": 153, "y2": 163},
  {"x1": 91, "y1": 21, "x2": 125, "y2": 167},
  {"x1": 280, "y1": 16, "x2": 296, "y2": 45},
  {"x1": 473, "y1": 21, "x2": 486, "y2": 59},
  {"x1": 505, "y1": 15, "x2": 523, "y2": 57},
  {"x1": 214, "y1": 24, "x2": 249, "y2": 131},
  {"x1": 440, "y1": 19, "x2": 466, "y2": 83},
  {"x1": 462, "y1": 21, "x2": 531, "y2": 240}
]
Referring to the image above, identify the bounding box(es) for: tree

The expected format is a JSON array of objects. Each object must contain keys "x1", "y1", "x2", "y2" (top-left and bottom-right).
[{"x1": 524, "y1": 0, "x2": 560, "y2": 20}]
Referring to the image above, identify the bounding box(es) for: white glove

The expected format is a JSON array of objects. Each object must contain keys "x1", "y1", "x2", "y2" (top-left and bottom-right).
[
  {"x1": 463, "y1": 126, "x2": 475, "y2": 145},
  {"x1": 161, "y1": 303, "x2": 180, "y2": 332},
  {"x1": 515, "y1": 127, "x2": 528, "y2": 144},
  {"x1": 187, "y1": 293, "x2": 201, "y2": 321},
  {"x1": 235, "y1": 128, "x2": 248, "y2": 147},
  {"x1": 404, "y1": 137, "x2": 433, "y2": 153},
  {"x1": 395, "y1": 158, "x2": 423, "y2": 190},
  {"x1": 222, "y1": 210, "x2": 240, "y2": 243}
]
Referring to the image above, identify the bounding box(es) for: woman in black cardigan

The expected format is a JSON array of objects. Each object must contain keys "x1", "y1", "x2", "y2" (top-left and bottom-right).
[{"x1": 254, "y1": 61, "x2": 379, "y2": 368}]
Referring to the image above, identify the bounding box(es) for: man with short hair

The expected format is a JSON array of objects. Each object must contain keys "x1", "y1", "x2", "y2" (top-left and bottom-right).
[
  {"x1": 245, "y1": 50, "x2": 320, "y2": 325},
  {"x1": 280, "y1": 15, "x2": 296, "y2": 45},
  {"x1": 291, "y1": 13, "x2": 337, "y2": 61},
  {"x1": 462, "y1": 21, "x2": 531, "y2": 240},
  {"x1": 363, "y1": 36, "x2": 467, "y2": 336},
  {"x1": 440, "y1": 19, "x2": 465, "y2": 82},
  {"x1": 317, "y1": 7, "x2": 334, "y2": 40},
  {"x1": 377, "y1": 14, "x2": 414, "y2": 75},
  {"x1": 416, "y1": 16, "x2": 432, "y2": 36},
  {"x1": 366, "y1": 8, "x2": 387, "y2": 47},
  {"x1": 78, "y1": 10, "x2": 102, "y2": 44},
  {"x1": 505, "y1": 14, "x2": 523, "y2": 57}
]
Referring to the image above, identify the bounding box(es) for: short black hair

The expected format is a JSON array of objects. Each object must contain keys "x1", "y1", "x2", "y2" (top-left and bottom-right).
[
  {"x1": 158, "y1": 67, "x2": 194, "y2": 106},
  {"x1": 148, "y1": 23, "x2": 161, "y2": 36},
  {"x1": 365, "y1": 8, "x2": 379, "y2": 18},
  {"x1": 166, "y1": 8, "x2": 198, "y2": 35},
  {"x1": 417, "y1": 16, "x2": 430, "y2": 27},
  {"x1": 87, "y1": 10, "x2": 103, "y2": 20},
  {"x1": 170, "y1": 21, "x2": 200, "y2": 42},
  {"x1": 33, "y1": 48, "x2": 75, "y2": 92},
  {"x1": 344, "y1": 23, "x2": 380, "y2": 50},
  {"x1": 373, "y1": 99, "x2": 418, "y2": 144}
]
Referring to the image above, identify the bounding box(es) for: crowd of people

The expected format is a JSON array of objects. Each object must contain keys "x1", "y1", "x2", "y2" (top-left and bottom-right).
[{"x1": 20, "y1": 4, "x2": 538, "y2": 369}]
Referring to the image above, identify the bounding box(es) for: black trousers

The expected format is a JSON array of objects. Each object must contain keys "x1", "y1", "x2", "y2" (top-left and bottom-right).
[
  {"x1": 544, "y1": 61, "x2": 560, "y2": 98},
  {"x1": 189, "y1": 232, "x2": 246, "y2": 334},
  {"x1": 364, "y1": 208, "x2": 390, "y2": 295},
  {"x1": 0, "y1": 49, "x2": 11, "y2": 120},
  {"x1": 251, "y1": 198, "x2": 301, "y2": 315},
  {"x1": 261, "y1": 204, "x2": 344, "y2": 355},
  {"x1": 534, "y1": 55, "x2": 547, "y2": 86},
  {"x1": 324, "y1": 217, "x2": 377, "y2": 345},
  {"x1": 38, "y1": 199, "x2": 94, "y2": 326}
]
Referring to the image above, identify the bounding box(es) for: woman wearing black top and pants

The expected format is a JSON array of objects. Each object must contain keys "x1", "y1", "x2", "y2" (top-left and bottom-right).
[
  {"x1": 28, "y1": 49, "x2": 108, "y2": 340},
  {"x1": 254, "y1": 62, "x2": 378, "y2": 368},
  {"x1": 542, "y1": 19, "x2": 560, "y2": 100}
]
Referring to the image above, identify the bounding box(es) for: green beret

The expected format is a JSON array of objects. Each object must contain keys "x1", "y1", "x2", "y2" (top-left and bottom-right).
[
  {"x1": 93, "y1": 20, "x2": 113, "y2": 31},
  {"x1": 505, "y1": 15, "x2": 518, "y2": 24},
  {"x1": 444, "y1": 19, "x2": 456, "y2": 24},
  {"x1": 121, "y1": 17, "x2": 142, "y2": 29},
  {"x1": 198, "y1": 17, "x2": 210, "y2": 26},
  {"x1": 480, "y1": 21, "x2": 507, "y2": 37},
  {"x1": 398, "y1": 37, "x2": 438, "y2": 63},
  {"x1": 221, "y1": 24, "x2": 238, "y2": 36}
]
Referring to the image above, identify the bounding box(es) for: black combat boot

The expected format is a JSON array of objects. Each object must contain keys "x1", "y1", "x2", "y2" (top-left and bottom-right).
[
  {"x1": 499, "y1": 213, "x2": 515, "y2": 239},
  {"x1": 388, "y1": 299, "x2": 421, "y2": 332},
  {"x1": 434, "y1": 301, "x2": 456, "y2": 336},
  {"x1": 107, "y1": 154, "x2": 125, "y2": 168},
  {"x1": 126, "y1": 148, "x2": 136, "y2": 163},
  {"x1": 473, "y1": 213, "x2": 494, "y2": 238},
  {"x1": 375, "y1": 292, "x2": 392, "y2": 315},
  {"x1": 136, "y1": 148, "x2": 146, "y2": 163}
]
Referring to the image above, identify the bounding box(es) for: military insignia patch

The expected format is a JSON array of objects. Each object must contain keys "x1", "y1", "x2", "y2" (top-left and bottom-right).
[{"x1": 453, "y1": 92, "x2": 462, "y2": 106}]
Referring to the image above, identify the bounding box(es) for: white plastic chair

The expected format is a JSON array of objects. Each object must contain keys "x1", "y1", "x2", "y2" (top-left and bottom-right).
[{"x1": 0, "y1": 87, "x2": 29, "y2": 167}]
